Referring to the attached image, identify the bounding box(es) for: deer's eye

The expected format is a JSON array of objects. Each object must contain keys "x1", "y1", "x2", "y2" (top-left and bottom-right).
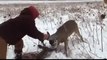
[{"x1": 49, "y1": 40, "x2": 54, "y2": 45}]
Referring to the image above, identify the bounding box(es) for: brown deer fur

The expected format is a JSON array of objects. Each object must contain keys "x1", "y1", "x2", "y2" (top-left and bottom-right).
[{"x1": 49, "y1": 20, "x2": 84, "y2": 56}]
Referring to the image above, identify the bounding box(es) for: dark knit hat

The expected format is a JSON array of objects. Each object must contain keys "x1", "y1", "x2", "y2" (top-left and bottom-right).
[{"x1": 28, "y1": 6, "x2": 39, "y2": 19}]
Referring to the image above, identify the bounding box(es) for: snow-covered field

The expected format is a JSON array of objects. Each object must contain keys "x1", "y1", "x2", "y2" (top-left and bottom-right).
[{"x1": 0, "y1": 1, "x2": 107, "y2": 59}]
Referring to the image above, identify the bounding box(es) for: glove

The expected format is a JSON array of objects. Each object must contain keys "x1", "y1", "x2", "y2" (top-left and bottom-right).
[{"x1": 39, "y1": 32, "x2": 50, "y2": 46}]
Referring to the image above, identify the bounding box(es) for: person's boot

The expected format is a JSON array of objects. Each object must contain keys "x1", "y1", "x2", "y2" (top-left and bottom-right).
[
  {"x1": 15, "y1": 53, "x2": 22, "y2": 59},
  {"x1": 15, "y1": 50, "x2": 22, "y2": 59}
]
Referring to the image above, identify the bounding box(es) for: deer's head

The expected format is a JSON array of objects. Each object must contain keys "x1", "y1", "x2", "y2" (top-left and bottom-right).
[{"x1": 48, "y1": 34, "x2": 58, "y2": 48}]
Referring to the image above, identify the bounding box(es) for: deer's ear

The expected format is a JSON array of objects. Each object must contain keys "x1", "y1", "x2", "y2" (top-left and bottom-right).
[{"x1": 47, "y1": 31, "x2": 50, "y2": 39}]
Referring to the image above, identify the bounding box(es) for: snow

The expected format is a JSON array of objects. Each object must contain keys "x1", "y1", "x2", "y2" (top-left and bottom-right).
[{"x1": 0, "y1": 1, "x2": 107, "y2": 59}]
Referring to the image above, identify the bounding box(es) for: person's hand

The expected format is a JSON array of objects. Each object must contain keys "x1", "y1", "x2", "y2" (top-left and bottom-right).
[{"x1": 43, "y1": 32, "x2": 50, "y2": 40}]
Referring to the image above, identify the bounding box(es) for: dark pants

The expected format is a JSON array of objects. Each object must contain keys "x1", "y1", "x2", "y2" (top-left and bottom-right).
[{"x1": 14, "y1": 39, "x2": 23, "y2": 59}]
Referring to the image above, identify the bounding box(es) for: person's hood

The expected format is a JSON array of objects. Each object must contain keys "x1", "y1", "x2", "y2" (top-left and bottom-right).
[{"x1": 20, "y1": 6, "x2": 39, "y2": 19}]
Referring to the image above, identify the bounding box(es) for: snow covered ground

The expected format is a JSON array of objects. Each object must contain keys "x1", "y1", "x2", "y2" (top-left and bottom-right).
[{"x1": 0, "y1": 1, "x2": 107, "y2": 59}]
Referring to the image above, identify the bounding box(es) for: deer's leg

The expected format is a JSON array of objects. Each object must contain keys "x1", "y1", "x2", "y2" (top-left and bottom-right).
[
  {"x1": 64, "y1": 40, "x2": 68, "y2": 57},
  {"x1": 15, "y1": 39, "x2": 23, "y2": 59}
]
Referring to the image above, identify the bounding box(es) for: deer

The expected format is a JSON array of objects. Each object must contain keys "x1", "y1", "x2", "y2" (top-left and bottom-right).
[
  {"x1": 48, "y1": 20, "x2": 85, "y2": 56},
  {"x1": 22, "y1": 45, "x2": 55, "y2": 59}
]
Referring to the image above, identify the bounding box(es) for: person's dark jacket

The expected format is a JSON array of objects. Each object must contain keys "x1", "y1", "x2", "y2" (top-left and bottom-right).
[{"x1": 0, "y1": 6, "x2": 44, "y2": 45}]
